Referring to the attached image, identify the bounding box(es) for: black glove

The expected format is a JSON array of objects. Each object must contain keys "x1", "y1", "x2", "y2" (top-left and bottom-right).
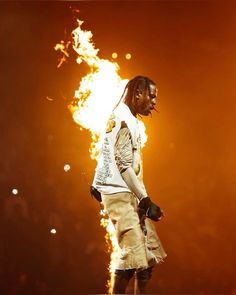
[
  {"x1": 138, "y1": 197, "x2": 163, "y2": 221},
  {"x1": 90, "y1": 186, "x2": 102, "y2": 202}
]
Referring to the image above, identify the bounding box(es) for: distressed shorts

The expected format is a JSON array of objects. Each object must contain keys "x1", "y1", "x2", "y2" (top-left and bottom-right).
[{"x1": 102, "y1": 192, "x2": 167, "y2": 270}]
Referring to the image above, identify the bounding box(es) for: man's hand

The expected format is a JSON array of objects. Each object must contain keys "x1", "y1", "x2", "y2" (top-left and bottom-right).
[{"x1": 138, "y1": 197, "x2": 164, "y2": 221}]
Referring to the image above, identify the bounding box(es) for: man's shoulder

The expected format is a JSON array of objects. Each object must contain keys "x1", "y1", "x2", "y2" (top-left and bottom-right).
[{"x1": 114, "y1": 103, "x2": 133, "y2": 121}]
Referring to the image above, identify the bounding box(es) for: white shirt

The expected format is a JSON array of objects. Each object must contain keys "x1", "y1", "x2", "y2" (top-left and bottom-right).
[{"x1": 92, "y1": 103, "x2": 147, "y2": 198}]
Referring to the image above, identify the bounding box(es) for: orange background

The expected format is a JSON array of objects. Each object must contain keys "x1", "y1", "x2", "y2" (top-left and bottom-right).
[{"x1": 0, "y1": 1, "x2": 235, "y2": 293}]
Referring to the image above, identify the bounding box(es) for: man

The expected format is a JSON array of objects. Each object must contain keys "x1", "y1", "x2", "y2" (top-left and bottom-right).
[{"x1": 91, "y1": 76, "x2": 166, "y2": 294}]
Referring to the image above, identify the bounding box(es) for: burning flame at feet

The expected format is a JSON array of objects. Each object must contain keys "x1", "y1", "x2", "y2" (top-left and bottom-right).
[
  {"x1": 55, "y1": 19, "x2": 147, "y2": 293},
  {"x1": 100, "y1": 211, "x2": 120, "y2": 293}
]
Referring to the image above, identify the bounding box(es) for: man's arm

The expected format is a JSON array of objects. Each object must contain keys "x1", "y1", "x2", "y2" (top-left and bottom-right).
[
  {"x1": 114, "y1": 123, "x2": 147, "y2": 200},
  {"x1": 114, "y1": 122, "x2": 163, "y2": 221}
]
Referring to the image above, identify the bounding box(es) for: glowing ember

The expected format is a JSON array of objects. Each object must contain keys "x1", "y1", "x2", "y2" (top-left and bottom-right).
[
  {"x1": 54, "y1": 40, "x2": 71, "y2": 68},
  {"x1": 56, "y1": 19, "x2": 147, "y2": 293}
]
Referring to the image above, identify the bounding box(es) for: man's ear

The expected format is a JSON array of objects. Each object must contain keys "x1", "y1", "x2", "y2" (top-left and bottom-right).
[{"x1": 135, "y1": 89, "x2": 142, "y2": 100}]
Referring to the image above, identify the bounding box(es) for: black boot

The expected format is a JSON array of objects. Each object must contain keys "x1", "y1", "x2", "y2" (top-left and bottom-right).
[
  {"x1": 112, "y1": 269, "x2": 135, "y2": 294},
  {"x1": 112, "y1": 275, "x2": 130, "y2": 294},
  {"x1": 136, "y1": 279, "x2": 149, "y2": 294},
  {"x1": 135, "y1": 267, "x2": 153, "y2": 294}
]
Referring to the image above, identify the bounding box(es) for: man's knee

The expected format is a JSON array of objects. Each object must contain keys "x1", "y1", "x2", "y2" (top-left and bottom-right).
[
  {"x1": 136, "y1": 267, "x2": 153, "y2": 281},
  {"x1": 115, "y1": 269, "x2": 135, "y2": 280}
]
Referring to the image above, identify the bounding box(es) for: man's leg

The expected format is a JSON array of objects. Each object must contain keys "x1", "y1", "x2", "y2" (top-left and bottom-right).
[
  {"x1": 112, "y1": 269, "x2": 135, "y2": 294},
  {"x1": 135, "y1": 267, "x2": 153, "y2": 294}
]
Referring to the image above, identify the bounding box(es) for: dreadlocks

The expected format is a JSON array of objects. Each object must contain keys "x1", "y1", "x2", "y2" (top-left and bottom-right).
[{"x1": 121, "y1": 76, "x2": 156, "y2": 116}]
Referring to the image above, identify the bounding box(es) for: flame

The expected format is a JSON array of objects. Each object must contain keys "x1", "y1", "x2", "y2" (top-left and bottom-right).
[
  {"x1": 56, "y1": 19, "x2": 147, "y2": 293},
  {"x1": 54, "y1": 40, "x2": 71, "y2": 68},
  {"x1": 100, "y1": 210, "x2": 120, "y2": 293},
  {"x1": 68, "y1": 20, "x2": 129, "y2": 159}
]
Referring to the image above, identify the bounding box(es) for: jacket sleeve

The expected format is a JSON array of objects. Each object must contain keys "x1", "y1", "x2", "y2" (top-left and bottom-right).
[{"x1": 114, "y1": 122, "x2": 147, "y2": 200}]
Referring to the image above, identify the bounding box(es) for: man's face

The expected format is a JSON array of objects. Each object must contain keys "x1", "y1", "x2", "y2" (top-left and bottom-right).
[{"x1": 135, "y1": 83, "x2": 157, "y2": 116}]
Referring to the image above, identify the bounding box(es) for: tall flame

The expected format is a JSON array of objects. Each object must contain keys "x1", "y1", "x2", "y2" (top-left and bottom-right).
[
  {"x1": 56, "y1": 19, "x2": 147, "y2": 293},
  {"x1": 68, "y1": 20, "x2": 129, "y2": 159}
]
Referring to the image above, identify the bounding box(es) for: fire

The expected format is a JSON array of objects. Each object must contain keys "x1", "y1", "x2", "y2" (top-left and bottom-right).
[
  {"x1": 100, "y1": 210, "x2": 120, "y2": 293},
  {"x1": 55, "y1": 19, "x2": 147, "y2": 293},
  {"x1": 54, "y1": 40, "x2": 70, "y2": 68},
  {"x1": 68, "y1": 20, "x2": 129, "y2": 159}
]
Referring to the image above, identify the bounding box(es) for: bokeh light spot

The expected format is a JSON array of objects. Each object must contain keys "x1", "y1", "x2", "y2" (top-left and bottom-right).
[
  {"x1": 112, "y1": 52, "x2": 118, "y2": 59},
  {"x1": 64, "y1": 164, "x2": 71, "y2": 172},
  {"x1": 125, "y1": 53, "x2": 131, "y2": 60},
  {"x1": 12, "y1": 188, "x2": 18, "y2": 196},
  {"x1": 50, "y1": 229, "x2": 57, "y2": 234}
]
